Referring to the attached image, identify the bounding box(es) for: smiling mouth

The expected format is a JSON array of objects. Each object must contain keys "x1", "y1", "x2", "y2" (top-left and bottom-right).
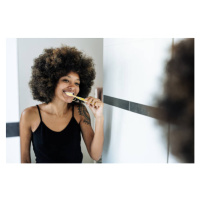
[{"x1": 63, "y1": 91, "x2": 75, "y2": 97}]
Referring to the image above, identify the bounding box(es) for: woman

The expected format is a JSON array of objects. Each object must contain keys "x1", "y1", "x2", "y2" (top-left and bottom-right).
[{"x1": 20, "y1": 46, "x2": 104, "y2": 163}]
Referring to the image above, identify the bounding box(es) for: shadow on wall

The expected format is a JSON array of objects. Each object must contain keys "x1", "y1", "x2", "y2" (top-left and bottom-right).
[{"x1": 103, "y1": 104, "x2": 113, "y2": 155}]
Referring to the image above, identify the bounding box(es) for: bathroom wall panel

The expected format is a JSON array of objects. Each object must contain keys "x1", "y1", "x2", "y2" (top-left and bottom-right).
[
  {"x1": 103, "y1": 38, "x2": 172, "y2": 106},
  {"x1": 103, "y1": 38, "x2": 173, "y2": 163},
  {"x1": 102, "y1": 104, "x2": 167, "y2": 163}
]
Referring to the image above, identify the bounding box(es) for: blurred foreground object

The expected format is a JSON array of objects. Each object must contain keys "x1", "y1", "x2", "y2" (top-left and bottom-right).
[{"x1": 156, "y1": 39, "x2": 194, "y2": 163}]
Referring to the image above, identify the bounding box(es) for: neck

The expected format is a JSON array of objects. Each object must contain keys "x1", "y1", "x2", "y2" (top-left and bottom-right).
[{"x1": 47, "y1": 100, "x2": 71, "y2": 117}]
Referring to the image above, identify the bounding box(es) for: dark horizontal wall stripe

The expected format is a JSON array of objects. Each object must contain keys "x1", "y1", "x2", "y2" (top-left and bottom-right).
[
  {"x1": 6, "y1": 122, "x2": 19, "y2": 137},
  {"x1": 103, "y1": 95, "x2": 163, "y2": 119},
  {"x1": 130, "y1": 102, "x2": 163, "y2": 119},
  {"x1": 103, "y1": 95, "x2": 129, "y2": 110}
]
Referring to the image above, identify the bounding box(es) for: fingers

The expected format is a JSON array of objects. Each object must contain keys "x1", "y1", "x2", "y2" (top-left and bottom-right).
[
  {"x1": 85, "y1": 96, "x2": 103, "y2": 108},
  {"x1": 85, "y1": 96, "x2": 95, "y2": 105},
  {"x1": 85, "y1": 96, "x2": 93, "y2": 105},
  {"x1": 93, "y1": 100, "x2": 101, "y2": 108}
]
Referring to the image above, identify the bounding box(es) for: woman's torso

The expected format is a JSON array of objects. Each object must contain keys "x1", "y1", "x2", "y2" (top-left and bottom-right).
[{"x1": 31, "y1": 103, "x2": 83, "y2": 163}]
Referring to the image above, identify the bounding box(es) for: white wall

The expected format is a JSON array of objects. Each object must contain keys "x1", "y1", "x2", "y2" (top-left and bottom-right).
[
  {"x1": 102, "y1": 38, "x2": 179, "y2": 163},
  {"x1": 6, "y1": 38, "x2": 21, "y2": 163},
  {"x1": 17, "y1": 38, "x2": 103, "y2": 163},
  {"x1": 6, "y1": 137, "x2": 20, "y2": 163}
]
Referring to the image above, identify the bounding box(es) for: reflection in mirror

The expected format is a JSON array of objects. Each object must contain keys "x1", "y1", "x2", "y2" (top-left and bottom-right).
[{"x1": 7, "y1": 38, "x2": 103, "y2": 163}]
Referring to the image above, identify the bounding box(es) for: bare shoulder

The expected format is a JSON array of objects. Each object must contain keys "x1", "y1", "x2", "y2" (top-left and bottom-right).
[
  {"x1": 20, "y1": 105, "x2": 40, "y2": 125},
  {"x1": 74, "y1": 103, "x2": 91, "y2": 125},
  {"x1": 21, "y1": 106, "x2": 37, "y2": 117}
]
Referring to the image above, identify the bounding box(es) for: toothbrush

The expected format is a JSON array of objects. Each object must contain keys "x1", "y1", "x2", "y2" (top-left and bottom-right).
[{"x1": 65, "y1": 92, "x2": 88, "y2": 103}]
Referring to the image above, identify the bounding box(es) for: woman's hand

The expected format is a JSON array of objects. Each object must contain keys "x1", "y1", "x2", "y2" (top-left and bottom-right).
[{"x1": 85, "y1": 96, "x2": 104, "y2": 119}]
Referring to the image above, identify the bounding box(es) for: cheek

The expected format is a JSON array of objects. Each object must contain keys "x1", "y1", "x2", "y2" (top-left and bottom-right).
[
  {"x1": 76, "y1": 87, "x2": 80, "y2": 94},
  {"x1": 55, "y1": 85, "x2": 63, "y2": 95},
  {"x1": 54, "y1": 87, "x2": 59, "y2": 94}
]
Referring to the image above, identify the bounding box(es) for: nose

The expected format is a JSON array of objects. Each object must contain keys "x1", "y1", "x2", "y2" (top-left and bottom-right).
[{"x1": 68, "y1": 82, "x2": 76, "y2": 91}]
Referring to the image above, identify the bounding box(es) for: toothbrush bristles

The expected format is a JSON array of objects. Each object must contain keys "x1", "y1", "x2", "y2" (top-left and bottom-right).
[
  {"x1": 65, "y1": 92, "x2": 87, "y2": 103},
  {"x1": 65, "y1": 92, "x2": 74, "y2": 96}
]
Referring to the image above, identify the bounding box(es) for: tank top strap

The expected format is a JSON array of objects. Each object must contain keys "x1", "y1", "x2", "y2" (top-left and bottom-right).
[
  {"x1": 72, "y1": 103, "x2": 74, "y2": 117},
  {"x1": 36, "y1": 105, "x2": 42, "y2": 122}
]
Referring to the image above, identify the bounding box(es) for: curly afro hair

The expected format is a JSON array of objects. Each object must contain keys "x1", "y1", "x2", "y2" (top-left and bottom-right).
[
  {"x1": 156, "y1": 39, "x2": 194, "y2": 163},
  {"x1": 29, "y1": 45, "x2": 96, "y2": 104}
]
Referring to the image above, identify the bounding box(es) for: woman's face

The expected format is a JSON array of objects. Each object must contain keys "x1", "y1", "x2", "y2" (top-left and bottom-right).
[{"x1": 54, "y1": 71, "x2": 80, "y2": 103}]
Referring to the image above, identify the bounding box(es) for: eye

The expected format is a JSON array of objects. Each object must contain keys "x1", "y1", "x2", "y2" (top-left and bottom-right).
[
  {"x1": 75, "y1": 83, "x2": 80, "y2": 86},
  {"x1": 63, "y1": 79, "x2": 69, "y2": 82}
]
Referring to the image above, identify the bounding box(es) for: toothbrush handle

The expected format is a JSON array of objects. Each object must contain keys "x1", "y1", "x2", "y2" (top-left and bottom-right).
[{"x1": 76, "y1": 96, "x2": 87, "y2": 102}]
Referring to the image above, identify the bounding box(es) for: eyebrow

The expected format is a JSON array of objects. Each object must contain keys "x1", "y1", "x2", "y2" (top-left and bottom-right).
[{"x1": 66, "y1": 75, "x2": 80, "y2": 81}]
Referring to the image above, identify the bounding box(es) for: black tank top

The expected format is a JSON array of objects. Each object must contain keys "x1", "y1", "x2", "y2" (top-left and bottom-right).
[{"x1": 31, "y1": 104, "x2": 83, "y2": 163}]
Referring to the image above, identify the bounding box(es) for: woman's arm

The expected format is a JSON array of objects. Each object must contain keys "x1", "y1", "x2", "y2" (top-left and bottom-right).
[
  {"x1": 78, "y1": 100, "x2": 104, "y2": 161},
  {"x1": 90, "y1": 116, "x2": 104, "y2": 161},
  {"x1": 20, "y1": 108, "x2": 32, "y2": 163}
]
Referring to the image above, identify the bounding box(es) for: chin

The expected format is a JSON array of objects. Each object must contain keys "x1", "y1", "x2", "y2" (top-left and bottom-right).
[{"x1": 64, "y1": 98, "x2": 73, "y2": 103}]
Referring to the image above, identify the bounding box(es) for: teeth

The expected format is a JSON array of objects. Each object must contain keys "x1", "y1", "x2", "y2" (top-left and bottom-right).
[{"x1": 64, "y1": 91, "x2": 74, "y2": 96}]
